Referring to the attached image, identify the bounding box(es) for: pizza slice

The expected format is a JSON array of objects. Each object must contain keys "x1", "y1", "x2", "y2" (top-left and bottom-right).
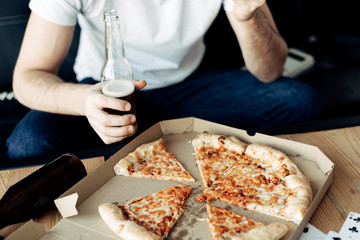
[
  {"x1": 98, "y1": 185, "x2": 191, "y2": 240},
  {"x1": 192, "y1": 133, "x2": 247, "y2": 187},
  {"x1": 114, "y1": 138, "x2": 194, "y2": 183},
  {"x1": 206, "y1": 205, "x2": 289, "y2": 240}
]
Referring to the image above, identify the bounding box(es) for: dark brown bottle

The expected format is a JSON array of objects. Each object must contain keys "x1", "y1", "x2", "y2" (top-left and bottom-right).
[{"x1": 0, "y1": 153, "x2": 87, "y2": 229}]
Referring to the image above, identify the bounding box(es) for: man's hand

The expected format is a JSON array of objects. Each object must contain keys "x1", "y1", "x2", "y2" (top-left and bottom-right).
[
  {"x1": 83, "y1": 80, "x2": 146, "y2": 144},
  {"x1": 232, "y1": 0, "x2": 266, "y2": 21}
]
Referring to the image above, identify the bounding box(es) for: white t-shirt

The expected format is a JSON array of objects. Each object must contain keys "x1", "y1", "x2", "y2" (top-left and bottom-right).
[{"x1": 29, "y1": 0, "x2": 234, "y2": 90}]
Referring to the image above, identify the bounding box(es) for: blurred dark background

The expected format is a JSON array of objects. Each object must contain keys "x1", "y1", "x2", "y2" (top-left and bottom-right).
[{"x1": 202, "y1": 0, "x2": 360, "y2": 133}]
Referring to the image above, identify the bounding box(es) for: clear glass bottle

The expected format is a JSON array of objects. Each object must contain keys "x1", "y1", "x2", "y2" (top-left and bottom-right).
[
  {"x1": 0, "y1": 153, "x2": 87, "y2": 229},
  {"x1": 100, "y1": 9, "x2": 137, "y2": 136}
]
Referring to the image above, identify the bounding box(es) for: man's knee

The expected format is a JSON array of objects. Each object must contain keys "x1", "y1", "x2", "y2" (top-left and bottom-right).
[
  {"x1": 6, "y1": 123, "x2": 53, "y2": 159},
  {"x1": 6, "y1": 111, "x2": 59, "y2": 159},
  {"x1": 278, "y1": 78, "x2": 326, "y2": 121},
  {"x1": 259, "y1": 78, "x2": 325, "y2": 127}
]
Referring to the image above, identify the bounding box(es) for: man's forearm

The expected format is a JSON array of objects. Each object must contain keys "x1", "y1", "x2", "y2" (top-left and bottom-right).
[
  {"x1": 13, "y1": 70, "x2": 90, "y2": 116},
  {"x1": 227, "y1": 6, "x2": 288, "y2": 82}
]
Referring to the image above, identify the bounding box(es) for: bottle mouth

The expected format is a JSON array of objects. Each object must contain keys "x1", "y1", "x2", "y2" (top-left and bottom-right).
[{"x1": 103, "y1": 9, "x2": 119, "y2": 22}]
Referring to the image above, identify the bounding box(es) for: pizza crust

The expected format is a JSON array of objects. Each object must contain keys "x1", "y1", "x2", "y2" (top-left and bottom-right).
[
  {"x1": 245, "y1": 144, "x2": 293, "y2": 169},
  {"x1": 192, "y1": 133, "x2": 247, "y2": 154},
  {"x1": 245, "y1": 143, "x2": 312, "y2": 224},
  {"x1": 98, "y1": 203, "x2": 160, "y2": 240},
  {"x1": 114, "y1": 154, "x2": 136, "y2": 176},
  {"x1": 233, "y1": 222, "x2": 289, "y2": 240}
]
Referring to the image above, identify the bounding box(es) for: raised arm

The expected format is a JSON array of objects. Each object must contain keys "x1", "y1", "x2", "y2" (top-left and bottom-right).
[{"x1": 226, "y1": 0, "x2": 288, "y2": 82}]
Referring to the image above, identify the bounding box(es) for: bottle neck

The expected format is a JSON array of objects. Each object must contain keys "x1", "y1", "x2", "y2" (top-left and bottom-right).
[
  {"x1": 102, "y1": 10, "x2": 133, "y2": 80},
  {"x1": 104, "y1": 13, "x2": 126, "y2": 62}
]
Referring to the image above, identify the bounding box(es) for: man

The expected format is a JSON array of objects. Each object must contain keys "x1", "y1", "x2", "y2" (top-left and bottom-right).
[{"x1": 7, "y1": 0, "x2": 325, "y2": 159}]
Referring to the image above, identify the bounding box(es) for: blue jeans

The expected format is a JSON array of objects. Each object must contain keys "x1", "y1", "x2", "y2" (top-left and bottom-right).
[{"x1": 6, "y1": 69, "x2": 325, "y2": 159}]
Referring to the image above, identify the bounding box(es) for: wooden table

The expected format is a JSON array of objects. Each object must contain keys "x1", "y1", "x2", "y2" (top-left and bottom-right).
[{"x1": 1, "y1": 126, "x2": 360, "y2": 238}]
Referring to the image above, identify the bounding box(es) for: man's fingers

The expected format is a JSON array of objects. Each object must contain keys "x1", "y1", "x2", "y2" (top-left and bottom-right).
[
  {"x1": 96, "y1": 93, "x2": 132, "y2": 112},
  {"x1": 90, "y1": 119, "x2": 136, "y2": 144},
  {"x1": 134, "y1": 80, "x2": 146, "y2": 90},
  {"x1": 98, "y1": 113, "x2": 136, "y2": 127}
]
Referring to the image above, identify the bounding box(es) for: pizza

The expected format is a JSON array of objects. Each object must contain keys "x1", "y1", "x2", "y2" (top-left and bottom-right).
[
  {"x1": 114, "y1": 138, "x2": 194, "y2": 183},
  {"x1": 98, "y1": 185, "x2": 191, "y2": 240},
  {"x1": 206, "y1": 205, "x2": 289, "y2": 240},
  {"x1": 192, "y1": 134, "x2": 247, "y2": 188},
  {"x1": 193, "y1": 133, "x2": 312, "y2": 224}
]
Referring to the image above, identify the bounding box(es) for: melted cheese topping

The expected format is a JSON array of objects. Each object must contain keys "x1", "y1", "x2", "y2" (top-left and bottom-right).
[
  {"x1": 193, "y1": 134, "x2": 247, "y2": 187},
  {"x1": 122, "y1": 186, "x2": 191, "y2": 237},
  {"x1": 115, "y1": 139, "x2": 194, "y2": 182},
  {"x1": 193, "y1": 134, "x2": 309, "y2": 223},
  {"x1": 196, "y1": 147, "x2": 242, "y2": 186},
  {"x1": 206, "y1": 155, "x2": 292, "y2": 215},
  {"x1": 207, "y1": 205, "x2": 264, "y2": 239}
]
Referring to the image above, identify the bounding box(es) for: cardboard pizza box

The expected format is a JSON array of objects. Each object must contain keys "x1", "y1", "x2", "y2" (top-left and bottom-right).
[{"x1": 8, "y1": 117, "x2": 334, "y2": 240}]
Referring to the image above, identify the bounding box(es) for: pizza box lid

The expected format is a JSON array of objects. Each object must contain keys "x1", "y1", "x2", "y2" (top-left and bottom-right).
[{"x1": 7, "y1": 117, "x2": 334, "y2": 240}]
